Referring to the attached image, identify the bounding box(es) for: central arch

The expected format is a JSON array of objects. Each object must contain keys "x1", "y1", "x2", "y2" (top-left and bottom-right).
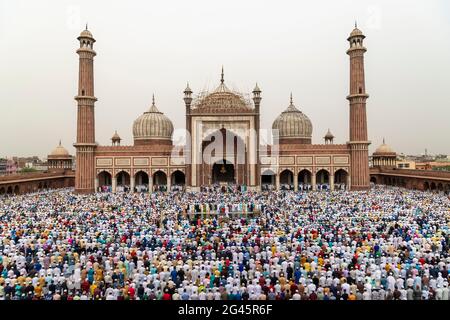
[
  {"x1": 212, "y1": 159, "x2": 235, "y2": 184},
  {"x1": 201, "y1": 128, "x2": 247, "y2": 186}
]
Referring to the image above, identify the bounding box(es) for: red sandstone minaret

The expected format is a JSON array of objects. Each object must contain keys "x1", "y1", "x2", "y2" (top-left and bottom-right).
[
  {"x1": 347, "y1": 23, "x2": 370, "y2": 191},
  {"x1": 74, "y1": 26, "x2": 97, "y2": 193}
]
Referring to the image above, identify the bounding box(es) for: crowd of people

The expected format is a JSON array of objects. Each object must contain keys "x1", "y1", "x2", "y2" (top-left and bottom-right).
[{"x1": 0, "y1": 185, "x2": 449, "y2": 300}]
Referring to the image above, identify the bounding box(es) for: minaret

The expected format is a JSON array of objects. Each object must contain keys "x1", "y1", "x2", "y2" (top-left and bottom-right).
[
  {"x1": 347, "y1": 23, "x2": 370, "y2": 190},
  {"x1": 74, "y1": 27, "x2": 97, "y2": 193},
  {"x1": 183, "y1": 82, "x2": 193, "y2": 188},
  {"x1": 252, "y1": 83, "x2": 261, "y2": 189}
]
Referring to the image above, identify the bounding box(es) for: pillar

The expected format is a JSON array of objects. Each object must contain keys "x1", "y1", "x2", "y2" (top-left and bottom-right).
[
  {"x1": 94, "y1": 178, "x2": 99, "y2": 191},
  {"x1": 149, "y1": 174, "x2": 153, "y2": 193},
  {"x1": 294, "y1": 172, "x2": 298, "y2": 192},
  {"x1": 167, "y1": 173, "x2": 171, "y2": 192},
  {"x1": 130, "y1": 176, "x2": 135, "y2": 192},
  {"x1": 312, "y1": 173, "x2": 317, "y2": 191},
  {"x1": 275, "y1": 173, "x2": 280, "y2": 191},
  {"x1": 112, "y1": 177, "x2": 117, "y2": 193},
  {"x1": 330, "y1": 174, "x2": 335, "y2": 191}
]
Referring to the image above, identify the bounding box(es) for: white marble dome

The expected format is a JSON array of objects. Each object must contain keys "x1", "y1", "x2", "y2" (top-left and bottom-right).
[
  {"x1": 133, "y1": 97, "x2": 173, "y2": 142},
  {"x1": 272, "y1": 95, "x2": 313, "y2": 141}
]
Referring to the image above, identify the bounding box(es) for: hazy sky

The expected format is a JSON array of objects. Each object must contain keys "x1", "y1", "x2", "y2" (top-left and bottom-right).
[{"x1": 1, "y1": 0, "x2": 449, "y2": 159}]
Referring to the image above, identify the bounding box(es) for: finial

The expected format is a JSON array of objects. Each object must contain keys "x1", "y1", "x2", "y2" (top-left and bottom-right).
[
  {"x1": 383, "y1": 137, "x2": 385, "y2": 144},
  {"x1": 86, "y1": 22, "x2": 88, "y2": 30},
  {"x1": 355, "y1": 20, "x2": 357, "y2": 28},
  {"x1": 152, "y1": 94, "x2": 155, "y2": 106},
  {"x1": 221, "y1": 66, "x2": 224, "y2": 84},
  {"x1": 290, "y1": 92, "x2": 293, "y2": 105},
  {"x1": 59, "y1": 140, "x2": 62, "y2": 146}
]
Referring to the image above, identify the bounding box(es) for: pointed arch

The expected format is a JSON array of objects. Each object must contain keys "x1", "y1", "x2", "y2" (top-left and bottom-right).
[
  {"x1": 153, "y1": 170, "x2": 167, "y2": 191},
  {"x1": 261, "y1": 169, "x2": 276, "y2": 189},
  {"x1": 171, "y1": 170, "x2": 185, "y2": 188},
  {"x1": 280, "y1": 169, "x2": 294, "y2": 190},
  {"x1": 316, "y1": 169, "x2": 330, "y2": 190}
]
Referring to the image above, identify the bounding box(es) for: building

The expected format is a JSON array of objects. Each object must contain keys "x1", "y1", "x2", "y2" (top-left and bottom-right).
[
  {"x1": 73, "y1": 25, "x2": 371, "y2": 193},
  {"x1": 370, "y1": 140, "x2": 450, "y2": 193},
  {"x1": 396, "y1": 160, "x2": 416, "y2": 170},
  {"x1": 0, "y1": 158, "x2": 6, "y2": 175},
  {"x1": 6, "y1": 159, "x2": 18, "y2": 175},
  {"x1": 47, "y1": 141, "x2": 73, "y2": 171},
  {"x1": 372, "y1": 139, "x2": 397, "y2": 168}
]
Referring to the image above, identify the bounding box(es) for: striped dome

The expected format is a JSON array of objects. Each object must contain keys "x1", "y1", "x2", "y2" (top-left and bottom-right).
[
  {"x1": 133, "y1": 97, "x2": 173, "y2": 142},
  {"x1": 272, "y1": 95, "x2": 313, "y2": 141}
]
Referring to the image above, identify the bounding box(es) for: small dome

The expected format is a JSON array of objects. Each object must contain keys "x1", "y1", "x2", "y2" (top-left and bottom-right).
[
  {"x1": 272, "y1": 94, "x2": 313, "y2": 142},
  {"x1": 374, "y1": 139, "x2": 396, "y2": 154},
  {"x1": 79, "y1": 29, "x2": 94, "y2": 39},
  {"x1": 50, "y1": 141, "x2": 70, "y2": 157},
  {"x1": 349, "y1": 27, "x2": 363, "y2": 37},
  {"x1": 111, "y1": 131, "x2": 121, "y2": 141},
  {"x1": 324, "y1": 129, "x2": 334, "y2": 139},
  {"x1": 133, "y1": 96, "x2": 174, "y2": 142}
]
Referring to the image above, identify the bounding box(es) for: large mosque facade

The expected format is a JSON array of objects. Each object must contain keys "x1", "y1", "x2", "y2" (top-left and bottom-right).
[{"x1": 73, "y1": 25, "x2": 371, "y2": 193}]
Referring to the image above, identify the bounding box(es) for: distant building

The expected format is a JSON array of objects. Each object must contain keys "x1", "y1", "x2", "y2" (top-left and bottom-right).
[
  {"x1": 396, "y1": 160, "x2": 416, "y2": 170},
  {"x1": 6, "y1": 159, "x2": 18, "y2": 175},
  {"x1": 0, "y1": 158, "x2": 7, "y2": 175}
]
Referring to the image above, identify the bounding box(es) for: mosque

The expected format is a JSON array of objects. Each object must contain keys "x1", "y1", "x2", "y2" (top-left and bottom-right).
[{"x1": 73, "y1": 25, "x2": 372, "y2": 193}]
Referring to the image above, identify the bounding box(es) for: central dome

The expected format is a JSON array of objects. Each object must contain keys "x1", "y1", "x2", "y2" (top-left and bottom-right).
[
  {"x1": 133, "y1": 96, "x2": 174, "y2": 146},
  {"x1": 191, "y1": 69, "x2": 253, "y2": 114},
  {"x1": 272, "y1": 94, "x2": 313, "y2": 144}
]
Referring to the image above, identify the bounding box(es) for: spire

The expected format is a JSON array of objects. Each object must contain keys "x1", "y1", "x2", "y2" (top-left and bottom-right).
[
  {"x1": 221, "y1": 66, "x2": 224, "y2": 84},
  {"x1": 147, "y1": 94, "x2": 161, "y2": 113},
  {"x1": 285, "y1": 93, "x2": 298, "y2": 112},
  {"x1": 383, "y1": 137, "x2": 385, "y2": 144},
  {"x1": 184, "y1": 82, "x2": 192, "y2": 94},
  {"x1": 253, "y1": 82, "x2": 261, "y2": 93}
]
